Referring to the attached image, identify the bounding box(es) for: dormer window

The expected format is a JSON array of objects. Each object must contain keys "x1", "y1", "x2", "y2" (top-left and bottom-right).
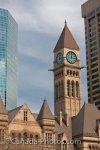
[{"x1": 24, "y1": 111, "x2": 28, "y2": 121}]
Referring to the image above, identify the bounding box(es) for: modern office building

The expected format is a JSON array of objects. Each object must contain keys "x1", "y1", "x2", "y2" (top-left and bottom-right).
[
  {"x1": 82, "y1": 0, "x2": 100, "y2": 110},
  {"x1": 0, "y1": 8, "x2": 18, "y2": 109}
]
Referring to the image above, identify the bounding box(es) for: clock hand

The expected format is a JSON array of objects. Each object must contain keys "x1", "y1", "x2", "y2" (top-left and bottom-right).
[{"x1": 71, "y1": 53, "x2": 72, "y2": 59}]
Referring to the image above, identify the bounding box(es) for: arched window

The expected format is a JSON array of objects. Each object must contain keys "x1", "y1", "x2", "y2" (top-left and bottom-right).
[
  {"x1": 35, "y1": 134, "x2": 39, "y2": 141},
  {"x1": 62, "y1": 140, "x2": 67, "y2": 150},
  {"x1": 76, "y1": 82, "x2": 80, "y2": 98},
  {"x1": 92, "y1": 146, "x2": 95, "y2": 150},
  {"x1": 89, "y1": 146, "x2": 92, "y2": 150},
  {"x1": 73, "y1": 71, "x2": 75, "y2": 76},
  {"x1": 0, "y1": 129, "x2": 4, "y2": 141},
  {"x1": 2, "y1": 130, "x2": 4, "y2": 141},
  {"x1": 58, "y1": 82, "x2": 61, "y2": 98},
  {"x1": 61, "y1": 81, "x2": 63, "y2": 97},
  {"x1": 76, "y1": 71, "x2": 79, "y2": 76},
  {"x1": 67, "y1": 70, "x2": 69, "y2": 75},
  {"x1": 67, "y1": 80, "x2": 70, "y2": 96},
  {"x1": 95, "y1": 146, "x2": 99, "y2": 150},
  {"x1": 55, "y1": 84, "x2": 58, "y2": 98},
  {"x1": 60, "y1": 82, "x2": 61, "y2": 98},
  {"x1": 70, "y1": 70, "x2": 72, "y2": 76},
  {"x1": 23, "y1": 132, "x2": 28, "y2": 142},
  {"x1": 30, "y1": 134, "x2": 33, "y2": 141},
  {"x1": 18, "y1": 133, "x2": 21, "y2": 141},
  {"x1": 71, "y1": 81, "x2": 75, "y2": 97},
  {"x1": 12, "y1": 133, "x2": 16, "y2": 143}
]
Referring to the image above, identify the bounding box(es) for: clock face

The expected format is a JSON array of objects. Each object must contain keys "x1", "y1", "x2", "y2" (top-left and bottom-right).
[
  {"x1": 56, "y1": 53, "x2": 63, "y2": 65},
  {"x1": 66, "y1": 51, "x2": 77, "y2": 64}
]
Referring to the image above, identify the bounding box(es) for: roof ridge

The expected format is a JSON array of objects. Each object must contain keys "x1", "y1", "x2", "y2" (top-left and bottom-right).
[
  {"x1": 82, "y1": 103, "x2": 86, "y2": 136},
  {"x1": 9, "y1": 105, "x2": 23, "y2": 112},
  {"x1": 63, "y1": 24, "x2": 66, "y2": 48},
  {"x1": 8, "y1": 105, "x2": 24, "y2": 124}
]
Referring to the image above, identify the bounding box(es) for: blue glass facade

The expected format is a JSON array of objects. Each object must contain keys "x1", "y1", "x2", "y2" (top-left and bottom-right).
[{"x1": 0, "y1": 8, "x2": 18, "y2": 110}]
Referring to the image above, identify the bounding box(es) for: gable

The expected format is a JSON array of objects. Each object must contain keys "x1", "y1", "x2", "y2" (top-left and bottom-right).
[
  {"x1": 9, "y1": 104, "x2": 39, "y2": 125},
  {"x1": 72, "y1": 103, "x2": 100, "y2": 138},
  {"x1": 8, "y1": 104, "x2": 42, "y2": 135}
]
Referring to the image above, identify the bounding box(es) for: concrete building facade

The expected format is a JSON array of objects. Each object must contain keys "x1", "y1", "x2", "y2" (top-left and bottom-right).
[{"x1": 82, "y1": 0, "x2": 100, "y2": 109}]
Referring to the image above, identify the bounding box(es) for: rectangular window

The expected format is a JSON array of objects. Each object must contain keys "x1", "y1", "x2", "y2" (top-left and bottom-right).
[
  {"x1": 90, "y1": 41, "x2": 97, "y2": 47},
  {"x1": 93, "y1": 90, "x2": 99, "y2": 95},
  {"x1": 91, "y1": 51, "x2": 97, "y2": 57},
  {"x1": 91, "y1": 63, "x2": 98, "y2": 68},
  {"x1": 24, "y1": 111, "x2": 28, "y2": 122},
  {"x1": 92, "y1": 74, "x2": 99, "y2": 79},
  {"x1": 91, "y1": 57, "x2": 98, "y2": 62},
  {"x1": 46, "y1": 133, "x2": 53, "y2": 143},
  {"x1": 93, "y1": 95, "x2": 100, "y2": 101},
  {"x1": 92, "y1": 84, "x2": 99, "y2": 89},
  {"x1": 0, "y1": 129, "x2": 4, "y2": 141},
  {"x1": 92, "y1": 79, "x2": 99, "y2": 84},
  {"x1": 91, "y1": 68, "x2": 98, "y2": 73}
]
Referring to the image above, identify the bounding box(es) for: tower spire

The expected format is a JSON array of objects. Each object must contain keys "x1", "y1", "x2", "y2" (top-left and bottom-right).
[
  {"x1": 54, "y1": 21, "x2": 79, "y2": 52},
  {"x1": 65, "y1": 19, "x2": 67, "y2": 26},
  {"x1": 37, "y1": 99, "x2": 54, "y2": 120}
]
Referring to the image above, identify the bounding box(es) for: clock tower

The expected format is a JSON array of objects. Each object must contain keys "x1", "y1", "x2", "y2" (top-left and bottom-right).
[{"x1": 53, "y1": 22, "x2": 82, "y2": 117}]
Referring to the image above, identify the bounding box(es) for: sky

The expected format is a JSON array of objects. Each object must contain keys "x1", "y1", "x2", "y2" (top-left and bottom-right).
[{"x1": 0, "y1": 0, "x2": 87, "y2": 113}]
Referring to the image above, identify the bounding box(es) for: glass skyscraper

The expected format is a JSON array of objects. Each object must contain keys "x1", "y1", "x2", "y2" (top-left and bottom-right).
[{"x1": 0, "y1": 8, "x2": 18, "y2": 110}]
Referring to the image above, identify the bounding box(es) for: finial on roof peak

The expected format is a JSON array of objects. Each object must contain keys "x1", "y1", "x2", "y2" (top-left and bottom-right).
[
  {"x1": 44, "y1": 97, "x2": 47, "y2": 101},
  {"x1": 65, "y1": 19, "x2": 67, "y2": 26}
]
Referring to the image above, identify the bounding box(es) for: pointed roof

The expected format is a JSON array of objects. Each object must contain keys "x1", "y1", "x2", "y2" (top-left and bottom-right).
[
  {"x1": 54, "y1": 22, "x2": 79, "y2": 52},
  {"x1": 72, "y1": 103, "x2": 100, "y2": 138},
  {"x1": 55, "y1": 117, "x2": 74, "y2": 149},
  {"x1": 8, "y1": 105, "x2": 23, "y2": 123},
  {"x1": 37, "y1": 99, "x2": 54, "y2": 120},
  {"x1": 0, "y1": 98, "x2": 8, "y2": 114}
]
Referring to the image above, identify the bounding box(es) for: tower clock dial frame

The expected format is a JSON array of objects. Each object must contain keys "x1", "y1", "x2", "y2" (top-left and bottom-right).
[
  {"x1": 56, "y1": 53, "x2": 63, "y2": 65},
  {"x1": 66, "y1": 51, "x2": 77, "y2": 64}
]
